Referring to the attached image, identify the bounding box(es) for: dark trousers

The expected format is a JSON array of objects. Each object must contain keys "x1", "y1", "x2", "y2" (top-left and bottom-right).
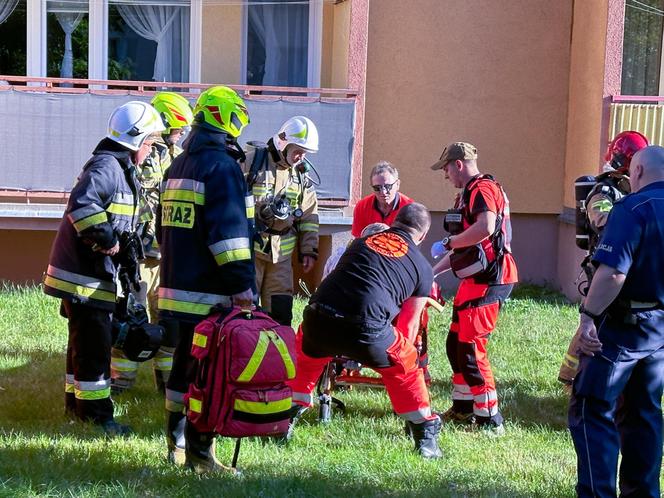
[
  {"x1": 62, "y1": 300, "x2": 114, "y2": 423},
  {"x1": 569, "y1": 315, "x2": 664, "y2": 498},
  {"x1": 163, "y1": 319, "x2": 197, "y2": 414}
]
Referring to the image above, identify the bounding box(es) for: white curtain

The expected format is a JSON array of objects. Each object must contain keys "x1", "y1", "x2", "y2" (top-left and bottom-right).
[
  {"x1": 248, "y1": 0, "x2": 308, "y2": 87},
  {"x1": 55, "y1": 12, "x2": 84, "y2": 78},
  {"x1": 116, "y1": 3, "x2": 188, "y2": 82},
  {"x1": 0, "y1": 0, "x2": 19, "y2": 25}
]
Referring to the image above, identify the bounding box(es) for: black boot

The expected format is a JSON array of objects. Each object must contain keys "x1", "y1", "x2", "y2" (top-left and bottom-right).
[
  {"x1": 166, "y1": 410, "x2": 186, "y2": 466},
  {"x1": 407, "y1": 416, "x2": 443, "y2": 459},
  {"x1": 185, "y1": 422, "x2": 236, "y2": 475}
]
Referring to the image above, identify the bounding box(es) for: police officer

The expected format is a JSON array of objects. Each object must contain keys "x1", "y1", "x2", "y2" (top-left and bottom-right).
[
  {"x1": 288, "y1": 203, "x2": 443, "y2": 459},
  {"x1": 157, "y1": 86, "x2": 254, "y2": 473},
  {"x1": 569, "y1": 145, "x2": 664, "y2": 497},
  {"x1": 43, "y1": 101, "x2": 165, "y2": 435},
  {"x1": 558, "y1": 131, "x2": 648, "y2": 386},
  {"x1": 242, "y1": 116, "x2": 319, "y2": 327},
  {"x1": 110, "y1": 92, "x2": 194, "y2": 395}
]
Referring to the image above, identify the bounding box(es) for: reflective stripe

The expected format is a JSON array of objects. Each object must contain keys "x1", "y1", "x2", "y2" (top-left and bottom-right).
[
  {"x1": 162, "y1": 179, "x2": 205, "y2": 205},
  {"x1": 44, "y1": 275, "x2": 116, "y2": 303},
  {"x1": 189, "y1": 397, "x2": 202, "y2": 413},
  {"x1": 564, "y1": 353, "x2": 579, "y2": 368},
  {"x1": 473, "y1": 391, "x2": 498, "y2": 417},
  {"x1": 252, "y1": 185, "x2": 269, "y2": 196},
  {"x1": 154, "y1": 357, "x2": 172, "y2": 370},
  {"x1": 269, "y1": 331, "x2": 296, "y2": 380},
  {"x1": 192, "y1": 332, "x2": 208, "y2": 348},
  {"x1": 399, "y1": 408, "x2": 432, "y2": 423},
  {"x1": 68, "y1": 204, "x2": 105, "y2": 223},
  {"x1": 64, "y1": 374, "x2": 75, "y2": 393},
  {"x1": 68, "y1": 204, "x2": 108, "y2": 232},
  {"x1": 590, "y1": 199, "x2": 613, "y2": 213},
  {"x1": 107, "y1": 203, "x2": 138, "y2": 216},
  {"x1": 74, "y1": 379, "x2": 111, "y2": 401},
  {"x1": 245, "y1": 195, "x2": 255, "y2": 218},
  {"x1": 298, "y1": 222, "x2": 318, "y2": 233},
  {"x1": 165, "y1": 388, "x2": 185, "y2": 404},
  {"x1": 111, "y1": 357, "x2": 139, "y2": 372},
  {"x1": 234, "y1": 397, "x2": 292, "y2": 415},
  {"x1": 166, "y1": 399, "x2": 184, "y2": 413},
  {"x1": 292, "y1": 391, "x2": 313, "y2": 406},
  {"x1": 47, "y1": 265, "x2": 115, "y2": 292},
  {"x1": 236, "y1": 331, "x2": 271, "y2": 382},
  {"x1": 158, "y1": 287, "x2": 231, "y2": 316},
  {"x1": 209, "y1": 237, "x2": 252, "y2": 266},
  {"x1": 452, "y1": 382, "x2": 473, "y2": 401}
]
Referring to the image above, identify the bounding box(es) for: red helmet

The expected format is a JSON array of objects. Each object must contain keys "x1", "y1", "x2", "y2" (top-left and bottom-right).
[{"x1": 604, "y1": 131, "x2": 649, "y2": 172}]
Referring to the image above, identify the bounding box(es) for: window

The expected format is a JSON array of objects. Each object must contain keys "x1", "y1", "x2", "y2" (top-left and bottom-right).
[
  {"x1": 0, "y1": 0, "x2": 26, "y2": 76},
  {"x1": 47, "y1": 1, "x2": 88, "y2": 79},
  {"x1": 243, "y1": 0, "x2": 322, "y2": 87},
  {"x1": 621, "y1": 0, "x2": 664, "y2": 95},
  {"x1": 107, "y1": 0, "x2": 190, "y2": 82}
]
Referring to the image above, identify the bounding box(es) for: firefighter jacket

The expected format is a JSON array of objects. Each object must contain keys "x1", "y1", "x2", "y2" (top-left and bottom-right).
[
  {"x1": 137, "y1": 139, "x2": 183, "y2": 258},
  {"x1": 243, "y1": 140, "x2": 319, "y2": 264},
  {"x1": 157, "y1": 125, "x2": 255, "y2": 322},
  {"x1": 43, "y1": 138, "x2": 141, "y2": 311}
]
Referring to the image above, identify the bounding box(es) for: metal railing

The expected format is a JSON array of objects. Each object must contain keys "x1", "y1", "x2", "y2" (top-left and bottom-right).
[{"x1": 610, "y1": 95, "x2": 664, "y2": 145}]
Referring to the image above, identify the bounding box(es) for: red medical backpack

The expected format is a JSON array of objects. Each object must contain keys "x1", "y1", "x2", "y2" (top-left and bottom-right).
[{"x1": 184, "y1": 307, "x2": 296, "y2": 438}]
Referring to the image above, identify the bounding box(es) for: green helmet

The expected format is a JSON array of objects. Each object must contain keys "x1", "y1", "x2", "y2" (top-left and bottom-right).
[
  {"x1": 193, "y1": 86, "x2": 249, "y2": 137},
  {"x1": 151, "y1": 92, "x2": 194, "y2": 133}
]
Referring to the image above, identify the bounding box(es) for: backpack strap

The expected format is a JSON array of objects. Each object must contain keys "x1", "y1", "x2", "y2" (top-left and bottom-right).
[{"x1": 246, "y1": 141, "x2": 269, "y2": 190}]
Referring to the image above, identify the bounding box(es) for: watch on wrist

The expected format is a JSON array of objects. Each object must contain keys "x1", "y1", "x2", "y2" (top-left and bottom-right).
[
  {"x1": 579, "y1": 304, "x2": 601, "y2": 321},
  {"x1": 441, "y1": 236, "x2": 453, "y2": 251}
]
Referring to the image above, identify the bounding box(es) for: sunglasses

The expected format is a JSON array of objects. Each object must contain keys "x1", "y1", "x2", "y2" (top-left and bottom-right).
[{"x1": 371, "y1": 181, "x2": 398, "y2": 194}]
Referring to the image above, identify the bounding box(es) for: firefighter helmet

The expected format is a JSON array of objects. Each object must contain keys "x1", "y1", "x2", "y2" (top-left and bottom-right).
[
  {"x1": 151, "y1": 92, "x2": 194, "y2": 133},
  {"x1": 107, "y1": 101, "x2": 165, "y2": 151},
  {"x1": 193, "y1": 85, "x2": 249, "y2": 137},
  {"x1": 604, "y1": 131, "x2": 649, "y2": 172},
  {"x1": 273, "y1": 116, "x2": 319, "y2": 153}
]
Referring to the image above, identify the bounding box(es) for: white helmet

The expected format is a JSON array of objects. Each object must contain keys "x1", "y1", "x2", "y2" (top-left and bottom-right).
[
  {"x1": 273, "y1": 116, "x2": 319, "y2": 153},
  {"x1": 107, "y1": 101, "x2": 166, "y2": 151}
]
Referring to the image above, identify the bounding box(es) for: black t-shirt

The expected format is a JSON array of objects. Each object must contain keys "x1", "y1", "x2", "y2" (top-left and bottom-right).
[{"x1": 311, "y1": 227, "x2": 433, "y2": 328}]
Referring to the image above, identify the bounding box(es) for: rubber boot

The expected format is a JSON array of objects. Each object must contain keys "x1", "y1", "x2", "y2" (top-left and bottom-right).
[
  {"x1": 406, "y1": 416, "x2": 443, "y2": 459},
  {"x1": 185, "y1": 422, "x2": 235, "y2": 475},
  {"x1": 166, "y1": 411, "x2": 186, "y2": 466}
]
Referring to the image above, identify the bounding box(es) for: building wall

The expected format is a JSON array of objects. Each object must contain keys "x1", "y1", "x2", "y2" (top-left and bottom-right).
[
  {"x1": 0, "y1": 229, "x2": 55, "y2": 284},
  {"x1": 362, "y1": 0, "x2": 574, "y2": 215},
  {"x1": 201, "y1": 5, "x2": 243, "y2": 84}
]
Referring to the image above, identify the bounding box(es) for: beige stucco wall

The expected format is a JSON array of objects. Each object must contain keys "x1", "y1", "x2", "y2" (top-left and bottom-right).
[
  {"x1": 562, "y1": 0, "x2": 610, "y2": 208},
  {"x1": 363, "y1": 0, "x2": 574, "y2": 214},
  {"x1": 322, "y1": 1, "x2": 350, "y2": 89},
  {"x1": 201, "y1": 5, "x2": 243, "y2": 84}
]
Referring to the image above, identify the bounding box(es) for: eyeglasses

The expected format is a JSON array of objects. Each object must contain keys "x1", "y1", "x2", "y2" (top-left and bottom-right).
[{"x1": 371, "y1": 181, "x2": 397, "y2": 194}]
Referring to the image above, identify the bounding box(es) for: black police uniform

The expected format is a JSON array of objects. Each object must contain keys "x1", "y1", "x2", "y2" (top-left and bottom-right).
[{"x1": 569, "y1": 180, "x2": 664, "y2": 498}]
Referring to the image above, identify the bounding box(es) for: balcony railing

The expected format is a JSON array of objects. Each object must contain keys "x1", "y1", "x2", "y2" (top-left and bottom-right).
[{"x1": 610, "y1": 95, "x2": 664, "y2": 144}]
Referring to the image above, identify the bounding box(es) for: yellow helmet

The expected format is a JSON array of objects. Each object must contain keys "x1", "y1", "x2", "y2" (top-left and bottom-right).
[
  {"x1": 151, "y1": 92, "x2": 194, "y2": 133},
  {"x1": 193, "y1": 86, "x2": 249, "y2": 138}
]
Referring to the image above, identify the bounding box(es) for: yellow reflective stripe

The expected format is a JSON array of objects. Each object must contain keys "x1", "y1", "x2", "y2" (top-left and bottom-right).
[
  {"x1": 214, "y1": 248, "x2": 252, "y2": 266},
  {"x1": 192, "y1": 332, "x2": 208, "y2": 348},
  {"x1": 252, "y1": 186, "x2": 269, "y2": 195},
  {"x1": 189, "y1": 397, "x2": 202, "y2": 414},
  {"x1": 166, "y1": 399, "x2": 184, "y2": 413},
  {"x1": 73, "y1": 212, "x2": 108, "y2": 232},
  {"x1": 64, "y1": 383, "x2": 75, "y2": 393},
  {"x1": 298, "y1": 223, "x2": 318, "y2": 232},
  {"x1": 154, "y1": 358, "x2": 172, "y2": 370},
  {"x1": 236, "y1": 331, "x2": 271, "y2": 382},
  {"x1": 590, "y1": 199, "x2": 613, "y2": 213},
  {"x1": 107, "y1": 203, "x2": 138, "y2": 216},
  {"x1": 564, "y1": 353, "x2": 579, "y2": 367},
  {"x1": 158, "y1": 297, "x2": 212, "y2": 316},
  {"x1": 267, "y1": 331, "x2": 296, "y2": 379},
  {"x1": 234, "y1": 397, "x2": 292, "y2": 415},
  {"x1": 44, "y1": 275, "x2": 116, "y2": 303},
  {"x1": 246, "y1": 206, "x2": 255, "y2": 218},
  {"x1": 74, "y1": 387, "x2": 111, "y2": 400},
  {"x1": 161, "y1": 189, "x2": 205, "y2": 205}
]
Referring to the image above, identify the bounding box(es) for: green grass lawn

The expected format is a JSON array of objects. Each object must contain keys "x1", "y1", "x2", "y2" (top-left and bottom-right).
[{"x1": 0, "y1": 284, "x2": 594, "y2": 497}]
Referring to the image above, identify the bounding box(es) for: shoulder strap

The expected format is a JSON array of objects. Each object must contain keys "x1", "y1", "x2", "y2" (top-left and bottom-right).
[{"x1": 246, "y1": 142, "x2": 269, "y2": 189}]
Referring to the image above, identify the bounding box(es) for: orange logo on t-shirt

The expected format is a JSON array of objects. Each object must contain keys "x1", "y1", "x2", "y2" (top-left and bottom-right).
[{"x1": 365, "y1": 232, "x2": 409, "y2": 258}]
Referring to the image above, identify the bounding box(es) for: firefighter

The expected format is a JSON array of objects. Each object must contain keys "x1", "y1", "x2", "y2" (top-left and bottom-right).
[
  {"x1": 43, "y1": 101, "x2": 165, "y2": 436},
  {"x1": 242, "y1": 116, "x2": 319, "y2": 326},
  {"x1": 110, "y1": 92, "x2": 194, "y2": 395},
  {"x1": 431, "y1": 142, "x2": 518, "y2": 435},
  {"x1": 558, "y1": 130, "x2": 648, "y2": 387},
  {"x1": 351, "y1": 161, "x2": 414, "y2": 237},
  {"x1": 288, "y1": 203, "x2": 443, "y2": 459},
  {"x1": 157, "y1": 86, "x2": 255, "y2": 473},
  {"x1": 569, "y1": 145, "x2": 664, "y2": 497}
]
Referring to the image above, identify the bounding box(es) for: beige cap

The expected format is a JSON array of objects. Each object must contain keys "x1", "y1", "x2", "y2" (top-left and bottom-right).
[{"x1": 430, "y1": 142, "x2": 478, "y2": 170}]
